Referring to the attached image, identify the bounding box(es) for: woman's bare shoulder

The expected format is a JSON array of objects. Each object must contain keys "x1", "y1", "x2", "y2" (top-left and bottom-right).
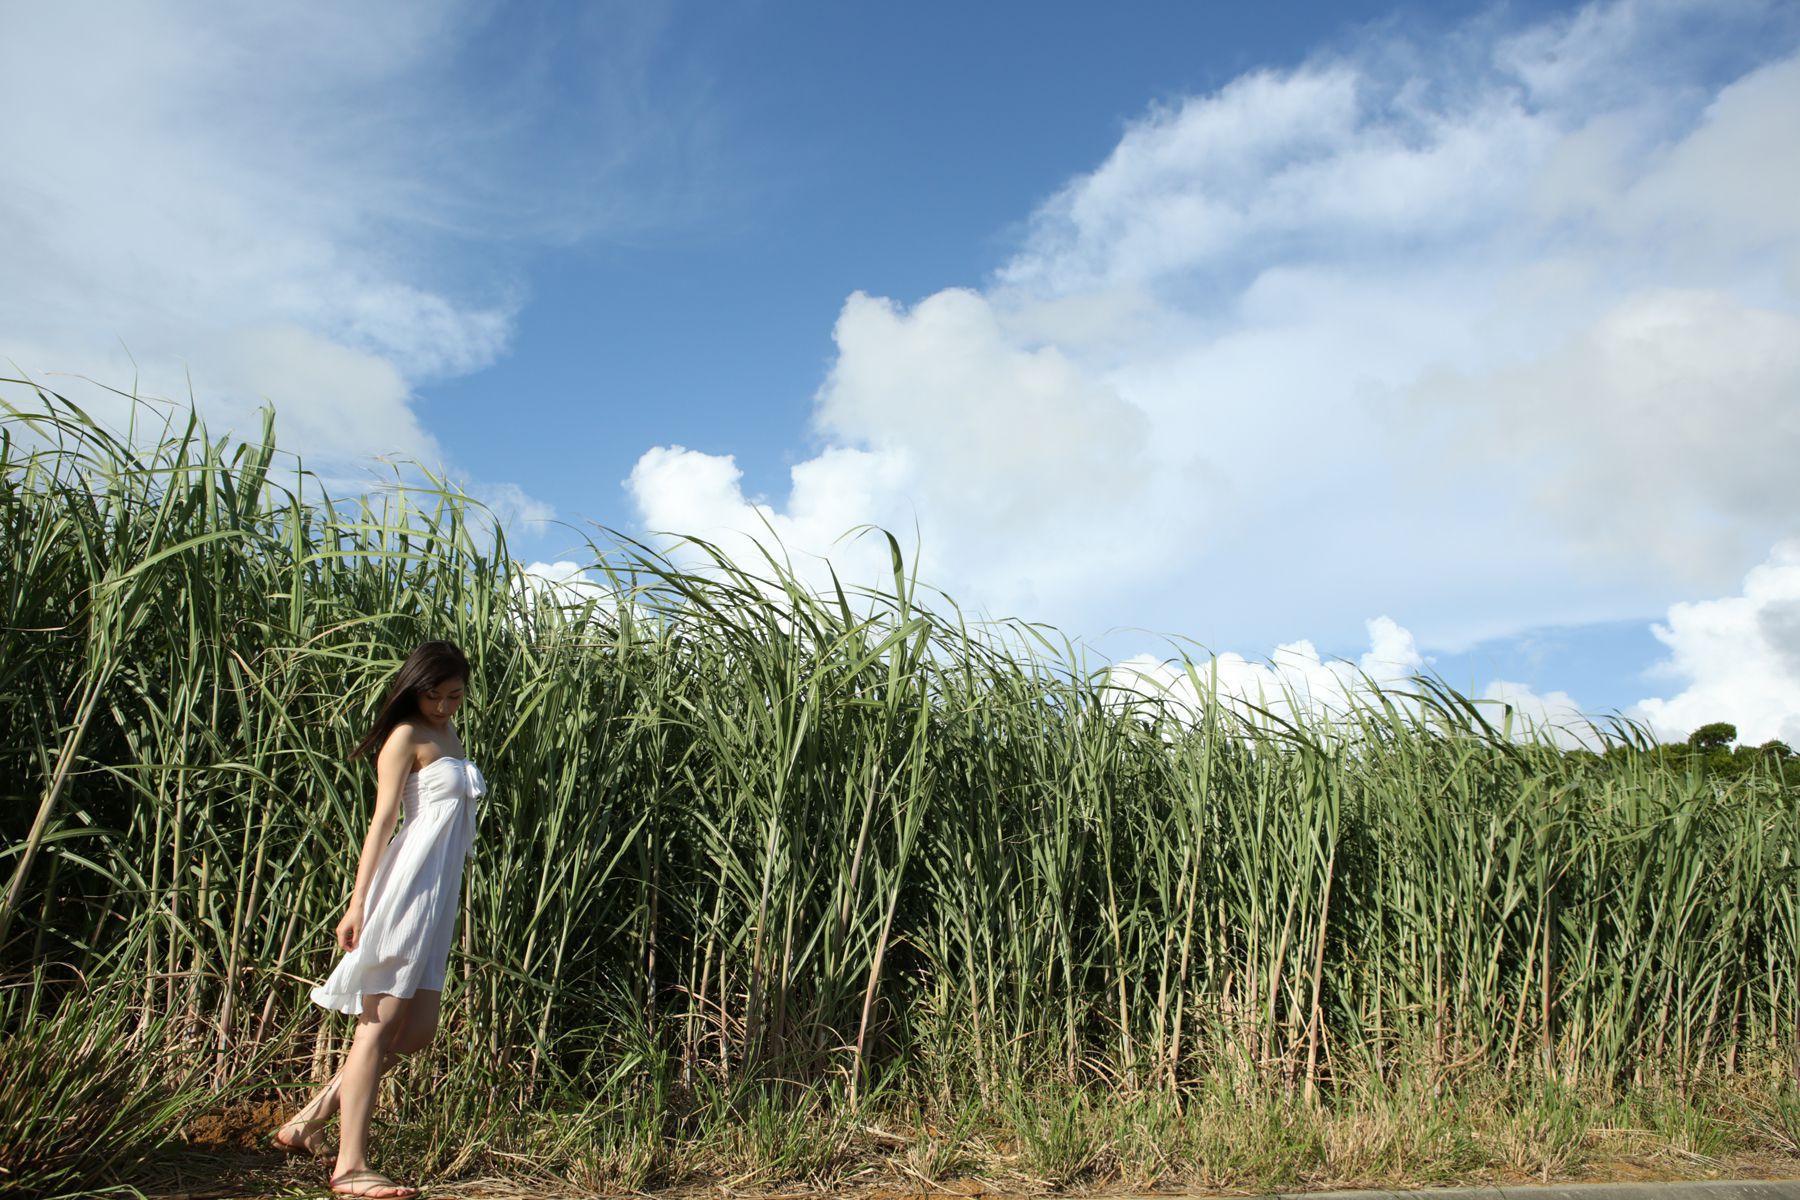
[{"x1": 379, "y1": 722, "x2": 426, "y2": 764}]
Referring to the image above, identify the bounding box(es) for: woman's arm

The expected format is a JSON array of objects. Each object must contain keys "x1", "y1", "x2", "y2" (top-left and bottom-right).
[{"x1": 334, "y1": 726, "x2": 416, "y2": 952}]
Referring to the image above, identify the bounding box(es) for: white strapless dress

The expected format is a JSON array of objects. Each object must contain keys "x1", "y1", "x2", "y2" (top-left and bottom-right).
[{"x1": 311, "y1": 757, "x2": 485, "y2": 1014}]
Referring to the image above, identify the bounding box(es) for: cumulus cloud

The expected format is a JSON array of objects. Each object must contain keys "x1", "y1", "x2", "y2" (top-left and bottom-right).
[
  {"x1": 997, "y1": 63, "x2": 1548, "y2": 299},
  {"x1": 1423, "y1": 290, "x2": 1800, "y2": 582},
  {"x1": 628, "y1": 443, "x2": 915, "y2": 601},
  {"x1": 628, "y1": 288, "x2": 1173, "y2": 618},
  {"x1": 1110, "y1": 615, "x2": 1426, "y2": 728},
  {"x1": 1125, "y1": 541, "x2": 1800, "y2": 751},
  {"x1": 810, "y1": 290, "x2": 1167, "y2": 614},
  {"x1": 1478, "y1": 680, "x2": 1596, "y2": 749},
  {"x1": 622, "y1": 0, "x2": 1800, "y2": 662},
  {"x1": 816, "y1": 291, "x2": 1149, "y2": 526},
  {"x1": 1109, "y1": 619, "x2": 1616, "y2": 751},
  {"x1": 515, "y1": 559, "x2": 615, "y2": 611},
  {"x1": 1633, "y1": 542, "x2": 1800, "y2": 745}
]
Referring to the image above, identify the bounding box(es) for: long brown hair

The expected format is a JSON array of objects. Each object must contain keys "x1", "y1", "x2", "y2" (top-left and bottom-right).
[{"x1": 350, "y1": 640, "x2": 471, "y2": 761}]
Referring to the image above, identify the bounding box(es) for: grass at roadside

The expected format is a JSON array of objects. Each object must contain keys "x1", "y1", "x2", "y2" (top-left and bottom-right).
[
  {"x1": 151, "y1": 1068, "x2": 1800, "y2": 1198},
  {"x1": 3, "y1": 388, "x2": 1797, "y2": 1199}
]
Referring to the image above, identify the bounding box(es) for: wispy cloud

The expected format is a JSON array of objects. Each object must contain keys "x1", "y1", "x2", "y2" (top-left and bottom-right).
[{"x1": 1, "y1": 0, "x2": 706, "y2": 495}]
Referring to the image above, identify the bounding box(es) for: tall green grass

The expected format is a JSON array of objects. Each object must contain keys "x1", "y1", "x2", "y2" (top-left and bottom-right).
[{"x1": 2, "y1": 387, "x2": 1796, "y2": 1195}]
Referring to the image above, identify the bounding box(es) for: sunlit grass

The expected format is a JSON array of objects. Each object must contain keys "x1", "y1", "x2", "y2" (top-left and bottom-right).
[{"x1": 2, "y1": 385, "x2": 1796, "y2": 1196}]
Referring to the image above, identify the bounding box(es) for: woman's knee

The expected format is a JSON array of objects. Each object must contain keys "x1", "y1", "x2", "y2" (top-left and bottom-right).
[
  {"x1": 353, "y1": 1015, "x2": 406, "y2": 1056},
  {"x1": 389, "y1": 989, "x2": 442, "y2": 1056},
  {"x1": 389, "y1": 1008, "x2": 441, "y2": 1055},
  {"x1": 389, "y1": 1024, "x2": 437, "y2": 1056}
]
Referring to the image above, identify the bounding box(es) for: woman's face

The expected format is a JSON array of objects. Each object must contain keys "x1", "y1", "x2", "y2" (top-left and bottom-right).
[{"x1": 418, "y1": 677, "x2": 466, "y2": 728}]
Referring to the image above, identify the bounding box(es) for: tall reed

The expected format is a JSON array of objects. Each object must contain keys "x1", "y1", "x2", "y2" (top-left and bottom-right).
[{"x1": 2, "y1": 388, "x2": 1795, "y2": 1194}]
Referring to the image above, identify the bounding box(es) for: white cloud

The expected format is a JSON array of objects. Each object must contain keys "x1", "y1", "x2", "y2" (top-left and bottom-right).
[
  {"x1": 1120, "y1": 539, "x2": 1800, "y2": 751},
  {"x1": 1110, "y1": 615, "x2": 1426, "y2": 728},
  {"x1": 817, "y1": 291, "x2": 1149, "y2": 517},
  {"x1": 472, "y1": 481, "x2": 557, "y2": 533},
  {"x1": 195, "y1": 325, "x2": 442, "y2": 465},
  {"x1": 997, "y1": 63, "x2": 1549, "y2": 298},
  {"x1": 619, "y1": 0, "x2": 1800, "y2": 662},
  {"x1": 1, "y1": 5, "x2": 506, "y2": 451},
  {"x1": 1, "y1": 1, "x2": 702, "y2": 524},
  {"x1": 811, "y1": 290, "x2": 1165, "y2": 615},
  {"x1": 1478, "y1": 680, "x2": 1597, "y2": 749},
  {"x1": 515, "y1": 559, "x2": 613, "y2": 609},
  {"x1": 1609, "y1": 56, "x2": 1800, "y2": 259},
  {"x1": 627, "y1": 288, "x2": 1172, "y2": 619},
  {"x1": 1421, "y1": 289, "x2": 1800, "y2": 582},
  {"x1": 1110, "y1": 618, "x2": 1617, "y2": 751},
  {"x1": 1632, "y1": 542, "x2": 1800, "y2": 746},
  {"x1": 627, "y1": 443, "x2": 914, "y2": 601}
]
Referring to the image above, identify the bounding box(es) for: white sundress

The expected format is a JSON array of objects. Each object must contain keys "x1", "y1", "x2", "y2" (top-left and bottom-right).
[{"x1": 311, "y1": 756, "x2": 485, "y2": 1014}]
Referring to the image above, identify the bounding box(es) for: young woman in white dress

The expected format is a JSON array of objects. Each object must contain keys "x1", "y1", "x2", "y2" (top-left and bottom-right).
[{"x1": 272, "y1": 641, "x2": 485, "y2": 1199}]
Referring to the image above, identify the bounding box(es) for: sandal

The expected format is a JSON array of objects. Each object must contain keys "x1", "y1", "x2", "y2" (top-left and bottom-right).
[{"x1": 328, "y1": 1169, "x2": 419, "y2": 1198}]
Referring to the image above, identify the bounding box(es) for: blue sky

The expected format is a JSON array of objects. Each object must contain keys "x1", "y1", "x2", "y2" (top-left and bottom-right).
[
  {"x1": 5, "y1": 0, "x2": 1799, "y2": 742},
  {"x1": 421, "y1": 1, "x2": 1531, "y2": 508}
]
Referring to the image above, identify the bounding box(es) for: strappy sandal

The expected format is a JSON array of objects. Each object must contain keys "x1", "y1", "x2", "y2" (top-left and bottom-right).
[{"x1": 328, "y1": 1169, "x2": 419, "y2": 1198}]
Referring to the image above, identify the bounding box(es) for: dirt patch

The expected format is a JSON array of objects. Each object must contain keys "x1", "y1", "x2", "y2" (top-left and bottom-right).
[{"x1": 179, "y1": 1098, "x2": 290, "y2": 1151}]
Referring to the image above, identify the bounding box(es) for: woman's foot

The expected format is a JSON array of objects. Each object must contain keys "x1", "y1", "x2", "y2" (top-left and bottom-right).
[
  {"x1": 272, "y1": 1116, "x2": 327, "y2": 1157},
  {"x1": 328, "y1": 1169, "x2": 418, "y2": 1198}
]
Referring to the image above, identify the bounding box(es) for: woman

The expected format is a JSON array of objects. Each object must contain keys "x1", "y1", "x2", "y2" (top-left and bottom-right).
[{"x1": 273, "y1": 640, "x2": 485, "y2": 1199}]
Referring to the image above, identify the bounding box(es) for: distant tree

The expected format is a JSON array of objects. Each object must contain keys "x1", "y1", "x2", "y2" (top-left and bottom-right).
[
  {"x1": 1686, "y1": 722, "x2": 1737, "y2": 753},
  {"x1": 1672, "y1": 727, "x2": 1800, "y2": 783},
  {"x1": 1576, "y1": 723, "x2": 1797, "y2": 789},
  {"x1": 1745, "y1": 738, "x2": 1798, "y2": 785},
  {"x1": 1678, "y1": 721, "x2": 1738, "y2": 776}
]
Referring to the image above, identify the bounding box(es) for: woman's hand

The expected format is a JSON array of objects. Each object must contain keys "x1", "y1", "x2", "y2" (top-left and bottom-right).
[{"x1": 335, "y1": 901, "x2": 365, "y2": 952}]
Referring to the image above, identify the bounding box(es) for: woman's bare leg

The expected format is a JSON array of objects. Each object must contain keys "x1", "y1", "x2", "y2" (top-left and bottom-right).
[
  {"x1": 276, "y1": 1069, "x2": 342, "y2": 1153},
  {"x1": 386, "y1": 989, "x2": 441, "y2": 1055},
  {"x1": 282, "y1": 990, "x2": 441, "y2": 1157},
  {"x1": 332, "y1": 992, "x2": 412, "y2": 1188},
  {"x1": 279, "y1": 1051, "x2": 401, "y2": 1152}
]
